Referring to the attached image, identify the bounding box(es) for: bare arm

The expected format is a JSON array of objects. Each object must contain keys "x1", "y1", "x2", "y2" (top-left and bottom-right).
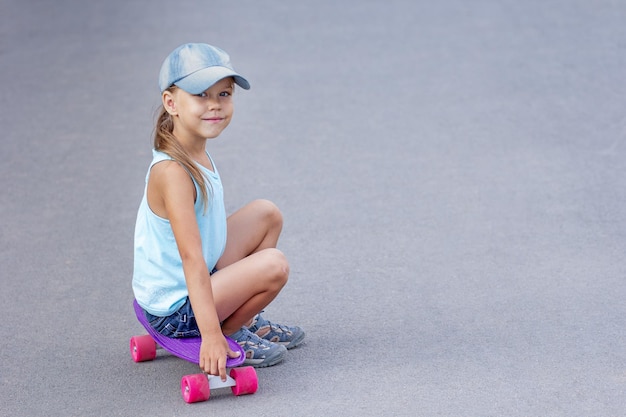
[{"x1": 149, "y1": 161, "x2": 238, "y2": 380}]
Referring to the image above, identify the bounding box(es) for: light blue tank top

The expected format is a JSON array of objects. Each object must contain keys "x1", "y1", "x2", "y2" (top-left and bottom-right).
[{"x1": 132, "y1": 149, "x2": 227, "y2": 316}]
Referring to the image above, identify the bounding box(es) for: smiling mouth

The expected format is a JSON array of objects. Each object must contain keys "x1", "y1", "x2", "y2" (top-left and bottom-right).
[{"x1": 203, "y1": 117, "x2": 223, "y2": 123}]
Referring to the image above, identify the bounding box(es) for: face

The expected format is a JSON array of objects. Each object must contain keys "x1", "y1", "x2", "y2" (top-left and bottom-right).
[{"x1": 163, "y1": 77, "x2": 235, "y2": 142}]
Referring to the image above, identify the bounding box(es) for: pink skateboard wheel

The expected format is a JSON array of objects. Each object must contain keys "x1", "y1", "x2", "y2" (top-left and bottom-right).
[
  {"x1": 130, "y1": 335, "x2": 157, "y2": 362},
  {"x1": 181, "y1": 374, "x2": 210, "y2": 403},
  {"x1": 230, "y1": 366, "x2": 258, "y2": 396}
]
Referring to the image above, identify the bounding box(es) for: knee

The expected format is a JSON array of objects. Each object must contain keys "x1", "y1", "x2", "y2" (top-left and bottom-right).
[
  {"x1": 254, "y1": 199, "x2": 283, "y2": 231},
  {"x1": 263, "y1": 248, "x2": 289, "y2": 289}
]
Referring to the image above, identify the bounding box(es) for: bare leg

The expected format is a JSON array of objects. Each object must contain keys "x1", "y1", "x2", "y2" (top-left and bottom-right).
[
  {"x1": 217, "y1": 199, "x2": 283, "y2": 268},
  {"x1": 211, "y1": 200, "x2": 289, "y2": 335}
]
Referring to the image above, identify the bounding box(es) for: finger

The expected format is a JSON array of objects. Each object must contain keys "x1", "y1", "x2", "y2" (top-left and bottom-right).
[
  {"x1": 219, "y1": 358, "x2": 227, "y2": 382},
  {"x1": 210, "y1": 359, "x2": 219, "y2": 377},
  {"x1": 227, "y1": 348, "x2": 241, "y2": 358}
]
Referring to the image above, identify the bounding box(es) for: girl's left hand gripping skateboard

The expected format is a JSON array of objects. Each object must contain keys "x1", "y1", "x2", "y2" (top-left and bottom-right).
[{"x1": 129, "y1": 300, "x2": 258, "y2": 403}]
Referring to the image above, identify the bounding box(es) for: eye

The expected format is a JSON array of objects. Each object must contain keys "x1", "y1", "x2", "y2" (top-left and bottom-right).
[
  {"x1": 195, "y1": 92, "x2": 208, "y2": 98},
  {"x1": 219, "y1": 91, "x2": 231, "y2": 97}
]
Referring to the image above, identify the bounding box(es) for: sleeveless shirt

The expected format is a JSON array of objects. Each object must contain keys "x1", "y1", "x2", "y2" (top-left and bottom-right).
[{"x1": 132, "y1": 149, "x2": 227, "y2": 316}]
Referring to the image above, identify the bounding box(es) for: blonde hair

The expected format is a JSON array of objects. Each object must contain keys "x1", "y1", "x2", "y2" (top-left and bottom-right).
[{"x1": 153, "y1": 88, "x2": 210, "y2": 209}]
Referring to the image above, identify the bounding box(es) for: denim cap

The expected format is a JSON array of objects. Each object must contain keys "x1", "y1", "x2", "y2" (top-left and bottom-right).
[{"x1": 158, "y1": 43, "x2": 250, "y2": 94}]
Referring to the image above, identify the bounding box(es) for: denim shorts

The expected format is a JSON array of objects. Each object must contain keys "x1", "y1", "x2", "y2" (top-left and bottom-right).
[{"x1": 144, "y1": 297, "x2": 200, "y2": 338}]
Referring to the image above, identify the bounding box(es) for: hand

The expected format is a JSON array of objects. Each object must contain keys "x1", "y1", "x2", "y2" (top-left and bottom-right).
[{"x1": 198, "y1": 335, "x2": 242, "y2": 382}]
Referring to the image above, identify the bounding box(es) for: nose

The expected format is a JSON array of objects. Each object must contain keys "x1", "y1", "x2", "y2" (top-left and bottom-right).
[{"x1": 206, "y1": 95, "x2": 221, "y2": 110}]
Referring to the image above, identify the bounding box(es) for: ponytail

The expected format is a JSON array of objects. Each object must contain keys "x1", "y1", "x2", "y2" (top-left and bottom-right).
[{"x1": 153, "y1": 100, "x2": 210, "y2": 209}]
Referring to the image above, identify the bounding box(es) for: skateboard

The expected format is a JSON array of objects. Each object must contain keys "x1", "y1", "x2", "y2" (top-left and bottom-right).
[{"x1": 129, "y1": 300, "x2": 258, "y2": 403}]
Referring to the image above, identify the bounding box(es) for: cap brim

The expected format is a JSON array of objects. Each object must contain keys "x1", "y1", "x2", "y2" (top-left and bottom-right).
[{"x1": 174, "y1": 66, "x2": 250, "y2": 94}]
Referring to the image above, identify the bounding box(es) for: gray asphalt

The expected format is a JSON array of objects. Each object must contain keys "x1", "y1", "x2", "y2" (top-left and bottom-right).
[{"x1": 2, "y1": 0, "x2": 625, "y2": 416}]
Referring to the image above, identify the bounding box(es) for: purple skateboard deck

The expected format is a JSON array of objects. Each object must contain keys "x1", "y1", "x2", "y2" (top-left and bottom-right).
[{"x1": 133, "y1": 300, "x2": 246, "y2": 368}]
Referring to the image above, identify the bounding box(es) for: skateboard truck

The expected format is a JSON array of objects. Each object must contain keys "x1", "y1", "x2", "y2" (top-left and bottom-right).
[{"x1": 179, "y1": 367, "x2": 258, "y2": 402}]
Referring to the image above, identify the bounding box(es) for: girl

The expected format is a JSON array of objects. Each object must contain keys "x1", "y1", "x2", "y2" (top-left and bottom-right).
[{"x1": 132, "y1": 43, "x2": 304, "y2": 381}]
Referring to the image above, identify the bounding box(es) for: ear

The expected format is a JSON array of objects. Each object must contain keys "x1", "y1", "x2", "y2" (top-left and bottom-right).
[{"x1": 162, "y1": 90, "x2": 178, "y2": 116}]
